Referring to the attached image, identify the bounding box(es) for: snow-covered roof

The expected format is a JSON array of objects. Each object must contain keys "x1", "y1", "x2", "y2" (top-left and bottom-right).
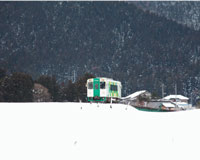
[
  {"x1": 163, "y1": 95, "x2": 189, "y2": 100},
  {"x1": 173, "y1": 102, "x2": 190, "y2": 108},
  {"x1": 97, "y1": 77, "x2": 113, "y2": 80},
  {"x1": 162, "y1": 103, "x2": 176, "y2": 108},
  {"x1": 88, "y1": 77, "x2": 121, "y2": 84},
  {"x1": 122, "y1": 90, "x2": 147, "y2": 99}
]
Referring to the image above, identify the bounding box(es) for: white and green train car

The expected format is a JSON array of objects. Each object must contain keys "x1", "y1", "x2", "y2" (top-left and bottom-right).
[{"x1": 86, "y1": 77, "x2": 122, "y2": 102}]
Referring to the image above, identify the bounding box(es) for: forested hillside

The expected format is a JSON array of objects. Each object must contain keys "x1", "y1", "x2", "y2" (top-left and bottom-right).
[
  {"x1": 0, "y1": 2, "x2": 200, "y2": 101},
  {"x1": 133, "y1": 1, "x2": 200, "y2": 31}
]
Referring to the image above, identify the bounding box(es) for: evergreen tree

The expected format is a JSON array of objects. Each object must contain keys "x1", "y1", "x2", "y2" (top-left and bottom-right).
[
  {"x1": 0, "y1": 90, "x2": 4, "y2": 102},
  {"x1": 0, "y1": 68, "x2": 6, "y2": 101},
  {"x1": 0, "y1": 82, "x2": 4, "y2": 102},
  {"x1": 151, "y1": 92, "x2": 160, "y2": 99},
  {"x1": 1, "y1": 72, "x2": 34, "y2": 102},
  {"x1": 36, "y1": 75, "x2": 60, "y2": 102},
  {"x1": 0, "y1": 68, "x2": 6, "y2": 80},
  {"x1": 75, "y1": 73, "x2": 95, "y2": 102},
  {"x1": 61, "y1": 80, "x2": 77, "y2": 102}
]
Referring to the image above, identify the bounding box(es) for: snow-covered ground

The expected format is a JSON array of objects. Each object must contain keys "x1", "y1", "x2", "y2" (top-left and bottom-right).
[{"x1": 0, "y1": 102, "x2": 200, "y2": 160}]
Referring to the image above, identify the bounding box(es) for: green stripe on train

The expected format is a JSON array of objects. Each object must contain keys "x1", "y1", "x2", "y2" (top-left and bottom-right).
[{"x1": 93, "y1": 78, "x2": 100, "y2": 98}]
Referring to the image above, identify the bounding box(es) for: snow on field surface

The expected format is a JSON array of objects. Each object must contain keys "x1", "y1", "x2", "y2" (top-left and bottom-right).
[{"x1": 0, "y1": 102, "x2": 200, "y2": 160}]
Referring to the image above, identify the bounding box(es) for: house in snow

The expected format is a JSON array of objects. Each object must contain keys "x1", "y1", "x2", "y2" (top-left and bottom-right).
[
  {"x1": 163, "y1": 95, "x2": 191, "y2": 109},
  {"x1": 121, "y1": 91, "x2": 180, "y2": 111},
  {"x1": 121, "y1": 92, "x2": 191, "y2": 111},
  {"x1": 159, "y1": 102, "x2": 177, "y2": 111},
  {"x1": 120, "y1": 90, "x2": 151, "y2": 106},
  {"x1": 163, "y1": 95, "x2": 189, "y2": 103},
  {"x1": 121, "y1": 90, "x2": 151, "y2": 102}
]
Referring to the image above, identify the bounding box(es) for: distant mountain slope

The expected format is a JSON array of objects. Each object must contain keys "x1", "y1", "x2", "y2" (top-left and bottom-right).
[
  {"x1": 133, "y1": 1, "x2": 200, "y2": 31},
  {"x1": 0, "y1": 2, "x2": 200, "y2": 100}
]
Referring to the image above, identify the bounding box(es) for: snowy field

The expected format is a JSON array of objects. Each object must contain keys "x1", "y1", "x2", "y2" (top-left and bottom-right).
[{"x1": 0, "y1": 102, "x2": 200, "y2": 160}]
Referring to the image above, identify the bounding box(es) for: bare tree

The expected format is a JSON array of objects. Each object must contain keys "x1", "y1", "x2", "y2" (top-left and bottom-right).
[{"x1": 33, "y1": 83, "x2": 52, "y2": 102}]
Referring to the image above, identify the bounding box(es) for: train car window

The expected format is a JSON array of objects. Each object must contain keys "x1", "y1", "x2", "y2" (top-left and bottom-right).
[
  {"x1": 88, "y1": 82, "x2": 93, "y2": 89},
  {"x1": 110, "y1": 85, "x2": 118, "y2": 91},
  {"x1": 110, "y1": 85, "x2": 113, "y2": 91},
  {"x1": 95, "y1": 84, "x2": 99, "y2": 89},
  {"x1": 100, "y1": 82, "x2": 105, "y2": 89},
  {"x1": 114, "y1": 85, "x2": 117, "y2": 91}
]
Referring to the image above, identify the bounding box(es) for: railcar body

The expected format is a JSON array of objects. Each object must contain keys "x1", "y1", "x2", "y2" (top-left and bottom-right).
[{"x1": 86, "y1": 77, "x2": 122, "y2": 102}]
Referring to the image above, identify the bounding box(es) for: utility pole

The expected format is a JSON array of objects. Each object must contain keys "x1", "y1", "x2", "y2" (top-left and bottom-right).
[
  {"x1": 175, "y1": 83, "x2": 177, "y2": 95},
  {"x1": 162, "y1": 83, "x2": 165, "y2": 98},
  {"x1": 175, "y1": 83, "x2": 177, "y2": 102},
  {"x1": 72, "y1": 70, "x2": 76, "y2": 83}
]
